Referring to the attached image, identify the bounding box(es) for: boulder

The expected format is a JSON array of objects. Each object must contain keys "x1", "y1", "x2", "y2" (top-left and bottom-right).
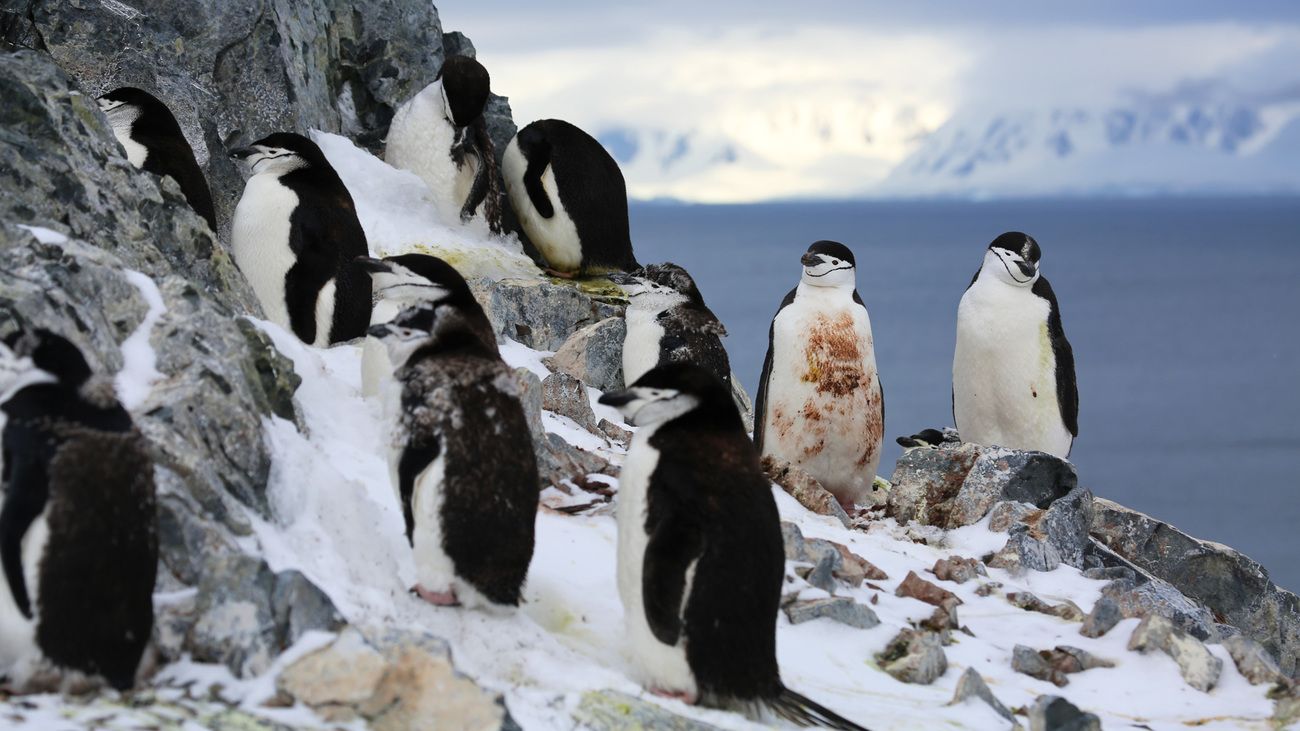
[
  {"x1": 886, "y1": 443, "x2": 983, "y2": 527},
  {"x1": 876, "y1": 628, "x2": 948, "y2": 685},
  {"x1": 1128, "y1": 614, "x2": 1223, "y2": 692},
  {"x1": 545, "y1": 317, "x2": 625, "y2": 393},
  {"x1": 784, "y1": 597, "x2": 881, "y2": 630},
  {"x1": 541, "y1": 371, "x2": 599, "y2": 435},
  {"x1": 947, "y1": 448, "x2": 1078, "y2": 528},
  {"x1": 1080, "y1": 596, "x2": 1123, "y2": 638},
  {"x1": 486, "y1": 278, "x2": 624, "y2": 351},
  {"x1": 764, "y1": 455, "x2": 852, "y2": 527}
]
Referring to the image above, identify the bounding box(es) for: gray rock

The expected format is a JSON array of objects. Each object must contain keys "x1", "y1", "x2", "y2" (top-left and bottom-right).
[
  {"x1": 516, "y1": 368, "x2": 610, "y2": 487},
  {"x1": 188, "y1": 555, "x2": 279, "y2": 678},
  {"x1": 1012, "y1": 644, "x2": 1069, "y2": 687},
  {"x1": 1081, "y1": 565, "x2": 1135, "y2": 582},
  {"x1": 272, "y1": 570, "x2": 347, "y2": 648},
  {"x1": 545, "y1": 317, "x2": 625, "y2": 393},
  {"x1": 886, "y1": 443, "x2": 984, "y2": 527},
  {"x1": 948, "y1": 448, "x2": 1078, "y2": 528},
  {"x1": 1091, "y1": 497, "x2": 1300, "y2": 676},
  {"x1": 542, "y1": 371, "x2": 599, "y2": 435},
  {"x1": 1027, "y1": 696, "x2": 1101, "y2": 731},
  {"x1": 155, "y1": 486, "x2": 239, "y2": 586},
  {"x1": 985, "y1": 532, "x2": 1063, "y2": 573},
  {"x1": 1041, "y1": 488, "x2": 1094, "y2": 569},
  {"x1": 932, "y1": 556, "x2": 988, "y2": 584},
  {"x1": 763, "y1": 455, "x2": 852, "y2": 528},
  {"x1": 876, "y1": 628, "x2": 948, "y2": 685},
  {"x1": 1007, "y1": 592, "x2": 1085, "y2": 622},
  {"x1": 794, "y1": 549, "x2": 841, "y2": 593},
  {"x1": 988, "y1": 501, "x2": 1039, "y2": 532},
  {"x1": 1222, "y1": 634, "x2": 1285, "y2": 686},
  {"x1": 948, "y1": 666, "x2": 1016, "y2": 723},
  {"x1": 1128, "y1": 613, "x2": 1223, "y2": 692},
  {"x1": 1101, "y1": 574, "x2": 1219, "y2": 642},
  {"x1": 785, "y1": 597, "x2": 880, "y2": 629},
  {"x1": 729, "y1": 369, "x2": 755, "y2": 434},
  {"x1": 486, "y1": 278, "x2": 624, "y2": 351},
  {"x1": 153, "y1": 589, "x2": 198, "y2": 664},
  {"x1": 573, "y1": 690, "x2": 724, "y2": 731},
  {"x1": 1080, "y1": 596, "x2": 1123, "y2": 638},
  {"x1": 781, "y1": 521, "x2": 808, "y2": 562}
]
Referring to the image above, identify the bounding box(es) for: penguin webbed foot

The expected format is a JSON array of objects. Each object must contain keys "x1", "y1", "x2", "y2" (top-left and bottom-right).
[
  {"x1": 542, "y1": 267, "x2": 577, "y2": 279},
  {"x1": 413, "y1": 584, "x2": 460, "y2": 606},
  {"x1": 648, "y1": 687, "x2": 698, "y2": 705}
]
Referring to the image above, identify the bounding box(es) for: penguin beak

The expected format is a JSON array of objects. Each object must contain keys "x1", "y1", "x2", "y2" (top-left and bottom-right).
[
  {"x1": 605, "y1": 272, "x2": 635, "y2": 286},
  {"x1": 356, "y1": 257, "x2": 393, "y2": 274},
  {"x1": 228, "y1": 146, "x2": 258, "y2": 160},
  {"x1": 801, "y1": 253, "x2": 824, "y2": 267},
  {"x1": 597, "y1": 389, "x2": 636, "y2": 407},
  {"x1": 366, "y1": 323, "x2": 393, "y2": 339}
]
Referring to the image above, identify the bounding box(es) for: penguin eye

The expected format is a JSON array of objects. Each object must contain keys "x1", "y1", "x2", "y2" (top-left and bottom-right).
[{"x1": 832, "y1": 259, "x2": 840, "y2": 265}]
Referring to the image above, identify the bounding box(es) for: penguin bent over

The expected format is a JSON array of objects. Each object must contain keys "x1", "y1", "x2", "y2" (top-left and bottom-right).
[
  {"x1": 502, "y1": 119, "x2": 639, "y2": 277},
  {"x1": 369, "y1": 302, "x2": 537, "y2": 608},
  {"x1": 599, "y1": 363, "x2": 869, "y2": 730},
  {"x1": 385, "y1": 55, "x2": 503, "y2": 233},
  {"x1": 358, "y1": 253, "x2": 497, "y2": 399},
  {"x1": 230, "y1": 133, "x2": 372, "y2": 347},
  {"x1": 953, "y1": 231, "x2": 1078, "y2": 457},
  {"x1": 610, "y1": 262, "x2": 731, "y2": 389},
  {"x1": 98, "y1": 87, "x2": 217, "y2": 231},
  {"x1": 0, "y1": 329, "x2": 157, "y2": 693},
  {"x1": 753, "y1": 241, "x2": 885, "y2": 512}
]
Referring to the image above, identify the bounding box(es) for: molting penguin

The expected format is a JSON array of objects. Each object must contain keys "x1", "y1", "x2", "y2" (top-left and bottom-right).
[
  {"x1": 609, "y1": 262, "x2": 730, "y2": 388},
  {"x1": 97, "y1": 87, "x2": 217, "y2": 231},
  {"x1": 502, "y1": 119, "x2": 639, "y2": 277},
  {"x1": 229, "y1": 133, "x2": 372, "y2": 347},
  {"x1": 385, "y1": 55, "x2": 503, "y2": 233},
  {"x1": 598, "y1": 363, "x2": 868, "y2": 730},
  {"x1": 0, "y1": 329, "x2": 157, "y2": 692},
  {"x1": 369, "y1": 302, "x2": 537, "y2": 608},
  {"x1": 753, "y1": 241, "x2": 884, "y2": 512},
  {"x1": 952, "y1": 231, "x2": 1078, "y2": 457},
  {"x1": 357, "y1": 253, "x2": 497, "y2": 399}
]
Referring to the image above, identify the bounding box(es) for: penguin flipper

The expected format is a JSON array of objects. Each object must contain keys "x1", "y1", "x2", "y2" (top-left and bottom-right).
[
  {"x1": 0, "y1": 449, "x2": 49, "y2": 619},
  {"x1": 769, "y1": 686, "x2": 872, "y2": 731},
  {"x1": 397, "y1": 435, "x2": 441, "y2": 546},
  {"x1": 641, "y1": 500, "x2": 705, "y2": 647},
  {"x1": 522, "y1": 136, "x2": 554, "y2": 219},
  {"x1": 753, "y1": 287, "x2": 797, "y2": 449}
]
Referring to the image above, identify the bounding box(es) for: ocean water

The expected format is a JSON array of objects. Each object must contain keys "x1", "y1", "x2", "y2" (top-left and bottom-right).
[{"x1": 628, "y1": 197, "x2": 1300, "y2": 592}]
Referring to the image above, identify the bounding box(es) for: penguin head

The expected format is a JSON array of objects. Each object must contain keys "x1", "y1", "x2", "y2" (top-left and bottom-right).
[
  {"x1": 97, "y1": 87, "x2": 184, "y2": 140},
  {"x1": 799, "y1": 241, "x2": 857, "y2": 289},
  {"x1": 357, "y1": 255, "x2": 457, "y2": 307},
  {"x1": 599, "y1": 362, "x2": 736, "y2": 428},
  {"x1": 0, "y1": 328, "x2": 113, "y2": 407},
  {"x1": 229, "y1": 133, "x2": 327, "y2": 177},
  {"x1": 609, "y1": 263, "x2": 694, "y2": 308},
  {"x1": 983, "y1": 232, "x2": 1042, "y2": 287},
  {"x1": 437, "y1": 55, "x2": 491, "y2": 128},
  {"x1": 367, "y1": 302, "x2": 487, "y2": 367}
]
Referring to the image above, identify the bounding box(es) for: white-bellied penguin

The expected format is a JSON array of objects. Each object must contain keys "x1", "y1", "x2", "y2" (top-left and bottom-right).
[
  {"x1": 501, "y1": 119, "x2": 639, "y2": 277},
  {"x1": 229, "y1": 132, "x2": 372, "y2": 347},
  {"x1": 952, "y1": 231, "x2": 1078, "y2": 457},
  {"x1": 0, "y1": 328, "x2": 156, "y2": 692},
  {"x1": 753, "y1": 241, "x2": 885, "y2": 512},
  {"x1": 609, "y1": 262, "x2": 730, "y2": 389},
  {"x1": 599, "y1": 362, "x2": 869, "y2": 729}
]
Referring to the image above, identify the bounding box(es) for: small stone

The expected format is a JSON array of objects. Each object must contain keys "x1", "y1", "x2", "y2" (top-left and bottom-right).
[
  {"x1": 876, "y1": 628, "x2": 948, "y2": 685},
  {"x1": 597, "y1": 418, "x2": 631, "y2": 446},
  {"x1": 1222, "y1": 634, "x2": 1285, "y2": 686},
  {"x1": 780, "y1": 522, "x2": 807, "y2": 562},
  {"x1": 948, "y1": 667, "x2": 1015, "y2": 722},
  {"x1": 784, "y1": 597, "x2": 880, "y2": 630},
  {"x1": 835, "y1": 544, "x2": 888, "y2": 583},
  {"x1": 896, "y1": 571, "x2": 961, "y2": 608},
  {"x1": 975, "y1": 581, "x2": 1003, "y2": 597},
  {"x1": 1012, "y1": 644, "x2": 1069, "y2": 687},
  {"x1": 1027, "y1": 695, "x2": 1101, "y2": 731},
  {"x1": 932, "y1": 556, "x2": 987, "y2": 584},
  {"x1": 1007, "y1": 592, "x2": 1084, "y2": 622},
  {"x1": 762, "y1": 455, "x2": 851, "y2": 527},
  {"x1": 1128, "y1": 614, "x2": 1223, "y2": 692},
  {"x1": 920, "y1": 598, "x2": 961, "y2": 637},
  {"x1": 1080, "y1": 596, "x2": 1123, "y2": 638},
  {"x1": 542, "y1": 371, "x2": 599, "y2": 435},
  {"x1": 793, "y1": 552, "x2": 838, "y2": 594}
]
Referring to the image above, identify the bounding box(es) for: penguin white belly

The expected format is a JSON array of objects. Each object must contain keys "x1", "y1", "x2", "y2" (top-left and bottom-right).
[
  {"x1": 0, "y1": 514, "x2": 47, "y2": 675},
  {"x1": 761, "y1": 293, "x2": 883, "y2": 506},
  {"x1": 109, "y1": 128, "x2": 148, "y2": 169},
  {"x1": 407, "y1": 454, "x2": 455, "y2": 589},
  {"x1": 386, "y1": 84, "x2": 479, "y2": 225},
  {"x1": 311, "y1": 278, "x2": 338, "y2": 348},
  {"x1": 622, "y1": 308, "x2": 665, "y2": 387},
  {"x1": 953, "y1": 280, "x2": 1071, "y2": 456},
  {"x1": 502, "y1": 140, "x2": 583, "y2": 272},
  {"x1": 231, "y1": 174, "x2": 298, "y2": 331},
  {"x1": 362, "y1": 299, "x2": 404, "y2": 398},
  {"x1": 616, "y1": 427, "x2": 697, "y2": 696}
]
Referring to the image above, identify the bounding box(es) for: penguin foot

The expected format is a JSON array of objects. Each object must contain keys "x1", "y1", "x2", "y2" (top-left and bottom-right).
[
  {"x1": 414, "y1": 584, "x2": 460, "y2": 606},
  {"x1": 837, "y1": 498, "x2": 858, "y2": 514},
  {"x1": 648, "y1": 687, "x2": 697, "y2": 705},
  {"x1": 542, "y1": 267, "x2": 576, "y2": 279}
]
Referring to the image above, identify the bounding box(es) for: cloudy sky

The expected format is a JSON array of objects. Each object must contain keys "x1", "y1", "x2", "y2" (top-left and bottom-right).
[{"x1": 438, "y1": 1, "x2": 1300, "y2": 201}]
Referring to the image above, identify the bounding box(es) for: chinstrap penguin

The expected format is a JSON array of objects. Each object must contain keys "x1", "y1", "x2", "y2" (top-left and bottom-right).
[
  {"x1": 598, "y1": 363, "x2": 868, "y2": 730},
  {"x1": 97, "y1": 87, "x2": 217, "y2": 231},
  {"x1": 0, "y1": 329, "x2": 157, "y2": 693},
  {"x1": 369, "y1": 302, "x2": 537, "y2": 608},
  {"x1": 952, "y1": 231, "x2": 1078, "y2": 457},
  {"x1": 229, "y1": 132, "x2": 372, "y2": 347},
  {"x1": 385, "y1": 55, "x2": 503, "y2": 233},
  {"x1": 608, "y1": 262, "x2": 731, "y2": 389},
  {"x1": 358, "y1": 253, "x2": 498, "y2": 399},
  {"x1": 502, "y1": 119, "x2": 639, "y2": 277},
  {"x1": 753, "y1": 241, "x2": 885, "y2": 512}
]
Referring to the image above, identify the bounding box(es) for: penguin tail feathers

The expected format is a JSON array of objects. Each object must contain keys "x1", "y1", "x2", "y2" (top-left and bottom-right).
[{"x1": 768, "y1": 687, "x2": 872, "y2": 731}]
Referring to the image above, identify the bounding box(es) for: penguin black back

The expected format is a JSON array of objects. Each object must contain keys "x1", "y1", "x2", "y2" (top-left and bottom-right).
[{"x1": 98, "y1": 87, "x2": 217, "y2": 231}]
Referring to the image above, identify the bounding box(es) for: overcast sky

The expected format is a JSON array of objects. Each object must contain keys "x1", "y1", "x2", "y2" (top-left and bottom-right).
[{"x1": 436, "y1": 2, "x2": 1300, "y2": 200}]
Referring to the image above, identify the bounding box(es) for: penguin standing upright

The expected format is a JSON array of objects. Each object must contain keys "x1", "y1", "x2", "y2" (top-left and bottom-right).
[
  {"x1": 952, "y1": 231, "x2": 1078, "y2": 457},
  {"x1": 229, "y1": 133, "x2": 372, "y2": 347},
  {"x1": 501, "y1": 119, "x2": 639, "y2": 277},
  {"x1": 369, "y1": 302, "x2": 537, "y2": 608},
  {"x1": 0, "y1": 329, "x2": 157, "y2": 692},
  {"x1": 97, "y1": 87, "x2": 217, "y2": 231},
  {"x1": 357, "y1": 253, "x2": 497, "y2": 398},
  {"x1": 753, "y1": 241, "x2": 884, "y2": 512},
  {"x1": 385, "y1": 56, "x2": 503, "y2": 233},
  {"x1": 611, "y1": 262, "x2": 731, "y2": 388},
  {"x1": 598, "y1": 363, "x2": 868, "y2": 730}
]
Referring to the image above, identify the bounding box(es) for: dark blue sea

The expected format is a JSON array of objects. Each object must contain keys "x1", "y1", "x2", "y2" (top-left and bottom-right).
[{"x1": 628, "y1": 197, "x2": 1300, "y2": 591}]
